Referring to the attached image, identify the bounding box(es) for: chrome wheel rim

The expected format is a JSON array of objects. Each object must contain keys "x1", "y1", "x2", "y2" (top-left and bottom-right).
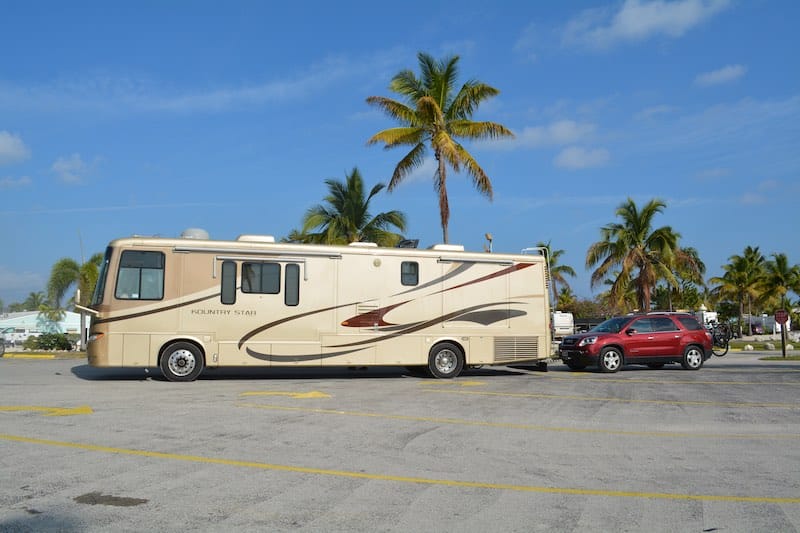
[
  {"x1": 434, "y1": 349, "x2": 457, "y2": 374},
  {"x1": 167, "y1": 349, "x2": 196, "y2": 377}
]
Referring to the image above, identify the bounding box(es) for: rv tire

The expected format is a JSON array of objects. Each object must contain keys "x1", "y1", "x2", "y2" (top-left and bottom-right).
[
  {"x1": 428, "y1": 342, "x2": 464, "y2": 379},
  {"x1": 160, "y1": 341, "x2": 205, "y2": 382}
]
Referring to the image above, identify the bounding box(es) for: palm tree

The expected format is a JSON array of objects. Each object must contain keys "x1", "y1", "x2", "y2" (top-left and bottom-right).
[
  {"x1": 366, "y1": 52, "x2": 514, "y2": 243},
  {"x1": 301, "y1": 167, "x2": 407, "y2": 246},
  {"x1": 25, "y1": 291, "x2": 46, "y2": 310},
  {"x1": 586, "y1": 198, "x2": 683, "y2": 313},
  {"x1": 598, "y1": 270, "x2": 638, "y2": 315},
  {"x1": 556, "y1": 287, "x2": 577, "y2": 311},
  {"x1": 536, "y1": 240, "x2": 576, "y2": 310},
  {"x1": 77, "y1": 253, "x2": 104, "y2": 306},
  {"x1": 48, "y1": 258, "x2": 81, "y2": 309},
  {"x1": 657, "y1": 246, "x2": 706, "y2": 311},
  {"x1": 762, "y1": 253, "x2": 800, "y2": 310},
  {"x1": 709, "y1": 246, "x2": 766, "y2": 337}
]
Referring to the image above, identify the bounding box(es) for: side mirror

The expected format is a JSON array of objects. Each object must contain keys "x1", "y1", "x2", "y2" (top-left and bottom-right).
[{"x1": 625, "y1": 328, "x2": 637, "y2": 336}]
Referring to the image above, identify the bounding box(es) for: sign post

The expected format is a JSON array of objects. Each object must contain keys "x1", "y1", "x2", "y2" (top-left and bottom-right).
[{"x1": 775, "y1": 309, "x2": 789, "y2": 358}]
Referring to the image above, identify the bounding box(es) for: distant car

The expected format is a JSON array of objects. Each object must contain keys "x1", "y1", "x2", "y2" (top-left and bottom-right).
[{"x1": 558, "y1": 313, "x2": 713, "y2": 372}]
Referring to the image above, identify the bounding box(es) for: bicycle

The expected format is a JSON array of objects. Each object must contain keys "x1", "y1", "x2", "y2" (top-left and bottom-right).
[{"x1": 708, "y1": 322, "x2": 731, "y2": 357}]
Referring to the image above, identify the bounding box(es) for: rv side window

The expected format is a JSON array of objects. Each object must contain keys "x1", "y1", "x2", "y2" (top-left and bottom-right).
[
  {"x1": 115, "y1": 251, "x2": 165, "y2": 300},
  {"x1": 242, "y1": 262, "x2": 280, "y2": 294},
  {"x1": 221, "y1": 261, "x2": 237, "y2": 305},
  {"x1": 285, "y1": 264, "x2": 299, "y2": 306},
  {"x1": 401, "y1": 261, "x2": 419, "y2": 286}
]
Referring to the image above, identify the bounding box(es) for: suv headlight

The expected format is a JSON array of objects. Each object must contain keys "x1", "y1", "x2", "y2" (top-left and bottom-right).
[{"x1": 578, "y1": 336, "x2": 598, "y2": 347}]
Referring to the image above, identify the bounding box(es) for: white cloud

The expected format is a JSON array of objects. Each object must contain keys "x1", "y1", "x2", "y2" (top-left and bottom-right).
[
  {"x1": 554, "y1": 146, "x2": 610, "y2": 169},
  {"x1": 634, "y1": 104, "x2": 677, "y2": 120},
  {"x1": 562, "y1": 0, "x2": 731, "y2": 50},
  {"x1": 757, "y1": 179, "x2": 780, "y2": 192},
  {"x1": 488, "y1": 120, "x2": 596, "y2": 150},
  {"x1": 51, "y1": 153, "x2": 99, "y2": 185},
  {"x1": 398, "y1": 157, "x2": 437, "y2": 185},
  {"x1": 0, "y1": 176, "x2": 32, "y2": 189},
  {"x1": 694, "y1": 64, "x2": 747, "y2": 86},
  {"x1": 513, "y1": 22, "x2": 539, "y2": 62},
  {"x1": 740, "y1": 192, "x2": 766, "y2": 205},
  {"x1": 0, "y1": 131, "x2": 31, "y2": 165},
  {"x1": 0, "y1": 49, "x2": 409, "y2": 115}
]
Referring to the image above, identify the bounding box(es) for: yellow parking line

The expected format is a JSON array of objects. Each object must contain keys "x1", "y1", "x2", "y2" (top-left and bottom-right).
[
  {"x1": 421, "y1": 388, "x2": 800, "y2": 409},
  {"x1": 2, "y1": 433, "x2": 797, "y2": 504},
  {"x1": 1, "y1": 353, "x2": 56, "y2": 360},
  {"x1": 236, "y1": 403, "x2": 799, "y2": 440}
]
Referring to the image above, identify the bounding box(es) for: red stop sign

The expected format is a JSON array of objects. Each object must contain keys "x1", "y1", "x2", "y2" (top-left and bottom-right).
[{"x1": 775, "y1": 309, "x2": 789, "y2": 324}]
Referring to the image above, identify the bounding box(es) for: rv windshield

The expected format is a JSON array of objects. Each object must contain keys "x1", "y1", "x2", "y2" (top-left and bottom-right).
[
  {"x1": 591, "y1": 317, "x2": 629, "y2": 334},
  {"x1": 91, "y1": 246, "x2": 113, "y2": 306}
]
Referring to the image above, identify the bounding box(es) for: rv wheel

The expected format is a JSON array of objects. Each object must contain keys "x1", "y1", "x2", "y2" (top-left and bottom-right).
[
  {"x1": 428, "y1": 342, "x2": 464, "y2": 379},
  {"x1": 160, "y1": 342, "x2": 205, "y2": 382}
]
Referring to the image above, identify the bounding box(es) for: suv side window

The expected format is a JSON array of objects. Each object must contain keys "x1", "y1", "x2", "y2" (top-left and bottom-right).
[
  {"x1": 677, "y1": 316, "x2": 704, "y2": 331},
  {"x1": 651, "y1": 316, "x2": 678, "y2": 332},
  {"x1": 630, "y1": 318, "x2": 653, "y2": 333}
]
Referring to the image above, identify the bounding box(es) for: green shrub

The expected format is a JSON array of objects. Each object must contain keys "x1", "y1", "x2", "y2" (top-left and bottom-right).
[{"x1": 24, "y1": 333, "x2": 73, "y2": 351}]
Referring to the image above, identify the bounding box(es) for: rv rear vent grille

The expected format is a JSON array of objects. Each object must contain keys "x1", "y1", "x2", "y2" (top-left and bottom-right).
[{"x1": 493, "y1": 336, "x2": 539, "y2": 363}]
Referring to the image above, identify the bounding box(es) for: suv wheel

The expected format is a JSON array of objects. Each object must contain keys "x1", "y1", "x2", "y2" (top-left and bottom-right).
[
  {"x1": 599, "y1": 347, "x2": 622, "y2": 373},
  {"x1": 681, "y1": 345, "x2": 704, "y2": 370}
]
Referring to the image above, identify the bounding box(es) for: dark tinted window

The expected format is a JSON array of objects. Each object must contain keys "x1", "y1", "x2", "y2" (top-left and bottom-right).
[
  {"x1": 285, "y1": 264, "x2": 299, "y2": 306},
  {"x1": 630, "y1": 318, "x2": 653, "y2": 333},
  {"x1": 677, "y1": 316, "x2": 704, "y2": 331},
  {"x1": 401, "y1": 261, "x2": 419, "y2": 286},
  {"x1": 92, "y1": 246, "x2": 113, "y2": 305},
  {"x1": 242, "y1": 262, "x2": 280, "y2": 294},
  {"x1": 592, "y1": 317, "x2": 629, "y2": 333},
  {"x1": 115, "y1": 251, "x2": 165, "y2": 300},
  {"x1": 221, "y1": 261, "x2": 237, "y2": 305},
  {"x1": 651, "y1": 317, "x2": 679, "y2": 332}
]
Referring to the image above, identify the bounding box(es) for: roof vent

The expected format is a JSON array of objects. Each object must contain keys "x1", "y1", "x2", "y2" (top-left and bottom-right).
[
  {"x1": 396, "y1": 239, "x2": 419, "y2": 249},
  {"x1": 429, "y1": 244, "x2": 464, "y2": 252},
  {"x1": 236, "y1": 235, "x2": 276, "y2": 243},
  {"x1": 180, "y1": 228, "x2": 210, "y2": 240},
  {"x1": 348, "y1": 242, "x2": 378, "y2": 247}
]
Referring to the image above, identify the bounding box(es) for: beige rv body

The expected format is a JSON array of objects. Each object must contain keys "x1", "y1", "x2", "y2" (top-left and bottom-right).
[{"x1": 87, "y1": 235, "x2": 551, "y2": 378}]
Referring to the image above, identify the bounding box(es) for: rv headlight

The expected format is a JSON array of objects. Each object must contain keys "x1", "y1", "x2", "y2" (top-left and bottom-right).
[{"x1": 578, "y1": 336, "x2": 598, "y2": 347}]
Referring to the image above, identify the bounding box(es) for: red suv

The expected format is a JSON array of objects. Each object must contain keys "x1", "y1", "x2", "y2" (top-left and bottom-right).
[{"x1": 558, "y1": 313, "x2": 712, "y2": 372}]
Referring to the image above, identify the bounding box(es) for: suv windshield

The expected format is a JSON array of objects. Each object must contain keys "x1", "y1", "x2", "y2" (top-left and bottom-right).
[{"x1": 591, "y1": 317, "x2": 630, "y2": 334}]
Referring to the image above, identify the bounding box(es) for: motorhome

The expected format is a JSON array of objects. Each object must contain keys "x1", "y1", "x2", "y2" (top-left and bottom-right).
[
  {"x1": 551, "y1": 311, "x2": 575, "y2": 339},
  {"x1": 85, "y1": 232, "x2": 552, "y2": 381}
]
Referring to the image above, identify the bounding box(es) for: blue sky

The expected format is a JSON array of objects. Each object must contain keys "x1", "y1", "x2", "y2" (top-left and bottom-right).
[{"x1": 1, "y1": 0, "x2": 798, "y2": 305}]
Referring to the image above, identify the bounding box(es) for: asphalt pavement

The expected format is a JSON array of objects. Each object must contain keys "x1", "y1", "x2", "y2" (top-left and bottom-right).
[{"x1": 1, "y1": 352, "x2": 799, "y2": 532}]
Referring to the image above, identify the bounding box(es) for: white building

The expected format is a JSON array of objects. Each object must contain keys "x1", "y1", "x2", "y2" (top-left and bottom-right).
[{"x1": 0, "y1": 311, "x2": 82, "y2": 345}]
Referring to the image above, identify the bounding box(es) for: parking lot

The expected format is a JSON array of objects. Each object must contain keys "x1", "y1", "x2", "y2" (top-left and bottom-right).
[{"x1": 1, "y1": 353, "x2": 799, "y2": 532}]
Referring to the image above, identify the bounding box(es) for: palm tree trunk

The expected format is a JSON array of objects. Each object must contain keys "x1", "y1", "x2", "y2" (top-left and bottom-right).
[
  {"x1": 437, "y1": 154, "x2": 449, "y2": 243},
  {"x1": 738, "y1": 297, "x2": 744, "y2": 337}
]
